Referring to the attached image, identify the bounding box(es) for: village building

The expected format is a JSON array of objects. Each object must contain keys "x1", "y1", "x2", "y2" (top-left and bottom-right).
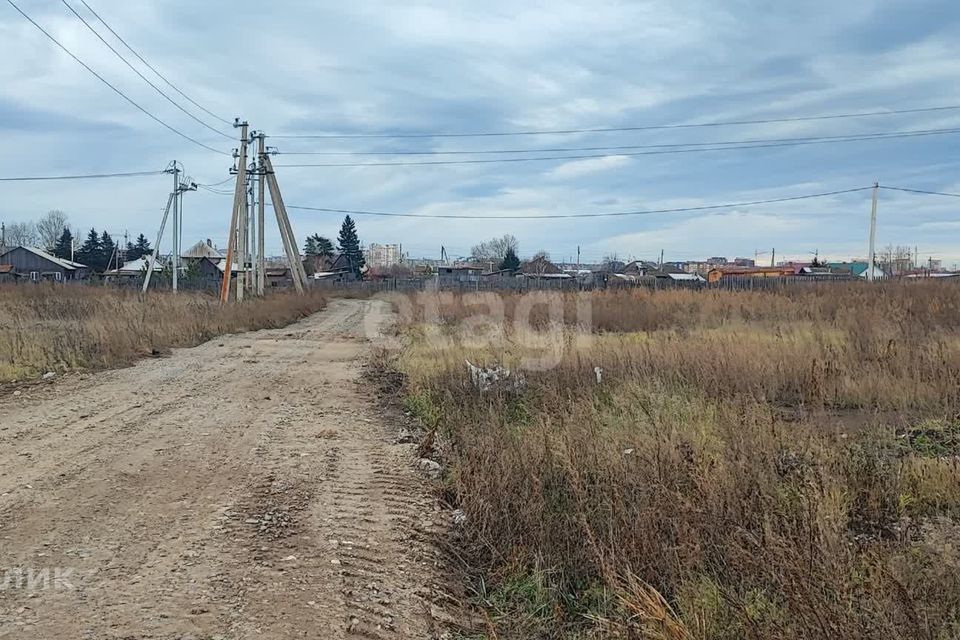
[{"x1": 0, "y1": 246, "x2": 89, "y2": 281}]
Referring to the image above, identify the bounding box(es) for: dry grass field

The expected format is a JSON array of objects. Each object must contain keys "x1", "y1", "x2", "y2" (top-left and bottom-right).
[
  {"x1": 0, "y1": 284, "x2": 327, "y2": 382},
  {"x1": 392, "y1": 283, "x2": 960, "y2": 639}
]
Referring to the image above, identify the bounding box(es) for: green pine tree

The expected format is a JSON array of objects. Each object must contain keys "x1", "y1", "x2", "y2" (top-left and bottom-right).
[
  {"x1": 315, "y1": 235, "x2": 334, "y2": 258},
  {"x1": 76, "y1": 228, "x2": 101, "y2": 270},
  {"x1": 304, "y1": 235, "x2": 319, "y2": 256},
  {"x1": 500, "y1": 247, "x2": 520, "y2": 271},
  {"x1": 53, "y1": 228, "x2": 74, "y2": 260},
  {"x1": 337, "y1": 216, "x2": 365, "y2": 276},
  {"x1": 134, "y1": 233, "x2": 151, "y2": 259}
]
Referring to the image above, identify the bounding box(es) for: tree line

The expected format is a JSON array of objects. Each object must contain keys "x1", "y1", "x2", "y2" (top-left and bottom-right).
[{"x1": 1, "y1": 210, "x2": 151, "y2": 273}]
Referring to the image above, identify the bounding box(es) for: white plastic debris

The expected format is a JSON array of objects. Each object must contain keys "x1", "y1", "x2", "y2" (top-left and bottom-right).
[
  {"x1": 594, "y1": 366, "x2": 603, "y2": 385},
  {"x1": 452, "y1": 509, "x2": 467, "y2": 526},
  {"x1": 42, "y1": 372, "x2": 56, "y2": 380},
  {"x1": 465, "y1": 360, "x2": 526, "y2": 393},
  {"x1": 417, "y1": 458, "x2": 442, "y2": 479}
]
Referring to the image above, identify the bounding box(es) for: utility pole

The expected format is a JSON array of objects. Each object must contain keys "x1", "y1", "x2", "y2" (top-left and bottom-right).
[
  {"x1": 261, "y1": 153, "x2": 308, "y2": 293},
  {"x1": 771, "y1": 248, "x2": 775, "y2": 268},
  {"x1": 247, "y1": 160, "x2": 255, "y2": 294},
  {"x1": 172, "y1": 161, "x2": 180, "y2": 292},
  {"x1": 1, "y1": 222, "x2": 5, "y2": 247},
  {"x1": 577, "y1": 245, "x2": 580, "y2": 268},
  {"x1": 143, "y1": 192, "x2": 176, "y2": 292},
  {"x1": 221, "y1": 120, "x2": 249, "y2": 305},
  {"x1": 868, "y1": 181, "x2": 879, "y2": 282},
  {"x1": 256, "y1": 133, "x2": 266, "y2": 296},
  {"x1": 237, "y1": 160, "x2": 248, "y2": 302}
]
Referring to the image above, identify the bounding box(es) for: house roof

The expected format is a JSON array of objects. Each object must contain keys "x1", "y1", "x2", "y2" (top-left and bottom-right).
[
  {"x1": 0, "y1": 246, "x2": 88, "y2": 270},
  {"x1": 182, "y1": 241, "x2": 224, "y2": 259},
  {"x1": 105, "y1": 256, "x2": 162, "y2": 275},
  {"x1": 520, "y1": 256, "x2": 562, "y2": 274},
  {"x1": 667, "y1": 273, "x2": 705, "y2": 281},
  {"x1": 522, "y1": 272, "x2": 572, "y2": 279}
]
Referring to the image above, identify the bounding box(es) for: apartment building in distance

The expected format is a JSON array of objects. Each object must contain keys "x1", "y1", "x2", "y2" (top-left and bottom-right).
[{"x1": 365, "y1": 243, "x2": 402, "y2": 267}]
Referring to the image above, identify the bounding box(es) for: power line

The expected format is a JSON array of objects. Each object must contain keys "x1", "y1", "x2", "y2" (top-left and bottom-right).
[
  {"x1": 880, "y1": 185, "x2": 960, "y2": 198},
  {"x1": 60, "y1": 0, "x2": 233, "y2": 140},
  {"x1": 275, "y1": 126, "x2": 960, "y2": 156},
  {"x1": 75, "y1": 0, "x2": 234, "y2": 128},
  {"x1": 270, "y1": 104, "x2": 960, "y2": 140},
  {"x1": 197, "y1": 184, "x2": 234, "y2": 195},
  {"x1": 4, "y1": 0, "x2": 230, "y2": 156},
  {"x1": 0, "y1": 169, "x2": 166, "y2": 181},
  {"x1": 276, "y1": 186, "x2": 874, "y2": 219},
  {"x1": 274, "y1": 128, "x2": 960, "y2": 168},
  {"x1": 197, "y1": 176, "x2": 235, "y2": 187}
]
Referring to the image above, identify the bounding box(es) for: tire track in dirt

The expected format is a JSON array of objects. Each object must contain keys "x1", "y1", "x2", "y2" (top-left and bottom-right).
[{"x1": 0, "y1": 299, "x2": 447, "y2": 639}]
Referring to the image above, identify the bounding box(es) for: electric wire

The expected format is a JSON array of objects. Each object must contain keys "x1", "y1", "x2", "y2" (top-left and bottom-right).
[
  {"x1": 197, "y1": 176, "x2": 236, "y2": 187},
  {"x1": 0, "y1": 169, "x2": 166, "y2": 181},
  {"x1": 274, "y1": 129, "x2": 960, "y2": 168},
  {"x1": 60, "y1": 0, "x2": 233, "y2": 140},
  {"x1": 4, "y1": 0, "x2": 230, "y2": 156},
  {"x1": 880, "y1": 186, "x2": 960, "y2": 198},
  {"x1": 270, "y1": 105, "x2": 960, "y2": 139},
  {"x1": 76, "y1": 0, "x2": 234, "y2": 128},
  {"x1": 273, "y1": 186, "x2": 874, "y2": 219},
  {"x1": 275, "y1": 127, "x2": 960, "y2": 156}
]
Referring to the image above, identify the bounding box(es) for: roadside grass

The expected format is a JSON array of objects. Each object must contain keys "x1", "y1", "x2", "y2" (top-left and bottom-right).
[
  {"x1": 391, "y1": 283, "x2": 960, "y2": 639},
  {"x1": 0, "y1": 284, "x2": 327, "y2": 382}
]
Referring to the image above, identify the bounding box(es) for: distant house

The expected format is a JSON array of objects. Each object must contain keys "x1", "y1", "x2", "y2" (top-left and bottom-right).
[
  {"x1": 624, "y1": 261, "x2": 684, "y2": 278},
  {"x1": 310, "y1": 253, "x2": 362, "y2": 282},
  {"x1": 707, "y1": 266, "x2": 796, "y2": 284},
  {"x1": 265, "y1": 266, "x2": 293, "y2": 288},
  {"x1": 104, "y1": 256, "x2": 162, "y2": 279},
  {"x1": 182, "y1": 239, "x2": 224, "y2": 261},
  {"x1": 520, "y1": 256, "x2": 564, "y2": 277},
  {"x1": 0, "y1": 246, "x2": 89, "y2": 281},
  {"x1": 437, "y1": 264, "x2": 484, "y2": 284}
]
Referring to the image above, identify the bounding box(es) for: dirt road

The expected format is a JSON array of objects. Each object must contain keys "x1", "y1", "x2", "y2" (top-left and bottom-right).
[{"x1": 0, "y1": 299, "x2": 445, "y2": 639}]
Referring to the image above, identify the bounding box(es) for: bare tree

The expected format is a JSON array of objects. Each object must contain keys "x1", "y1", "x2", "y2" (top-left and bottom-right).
[
  {"x1": 4, "y1": 221, "x2": 38, "y2": 247},
  {"x1": 36, "y1": 210, "x2": 69, "y2": 251},
  {"x1": 471, "y1": 234, "x2": 518, "y2": 262}
]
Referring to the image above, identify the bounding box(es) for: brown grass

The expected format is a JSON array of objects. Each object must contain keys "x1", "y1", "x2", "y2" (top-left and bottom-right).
[
  {"x1": 393, "y1": 282, "x2": 960, "y2": 639},
  {"x1": 0, "y1": 284, "x2": 327, "y2": 381}
]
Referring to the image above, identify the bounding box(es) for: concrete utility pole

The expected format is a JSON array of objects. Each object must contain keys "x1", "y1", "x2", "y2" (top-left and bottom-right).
[
  {"x1": 247, "y1": 160, "x2": 255, "y2": 294},
  {"x1": 143, "y1": 192, "x2": 176, "y2": 293},
  {"x1": 261, "y1": 153, "x2": 308, "y2": 293},
  {"x1": 256, "y1": 133, "x2": 266, "y2": 296},
  {"x1": 868, "y1": 181, "x2": 879, "y2": 282},
  {"x1": 172, "y1": 162, "x2": 180, "y2": 292},
  {"x1": 221, "y1": 120, "x2": 249, "y2": 305}
]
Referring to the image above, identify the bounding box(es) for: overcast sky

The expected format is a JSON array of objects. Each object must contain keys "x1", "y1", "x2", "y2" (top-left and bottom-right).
[{"x1": 2, "y1": 0, "x2": 960, "y2": 265}]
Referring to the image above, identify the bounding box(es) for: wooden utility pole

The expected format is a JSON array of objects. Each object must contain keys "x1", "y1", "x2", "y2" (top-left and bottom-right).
[
  {"x1": 237, "y1": 162, "x2": 248, "y2": 302},
  {"x1": 261, "y1": 153, "x2": 308, "y2": 293},
  {"x1": 220, "y1": 121, "x2": 249, "y2": 305},
  {"x1": 868, "y1": 182, "x2": 879, "y2": 282}
]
